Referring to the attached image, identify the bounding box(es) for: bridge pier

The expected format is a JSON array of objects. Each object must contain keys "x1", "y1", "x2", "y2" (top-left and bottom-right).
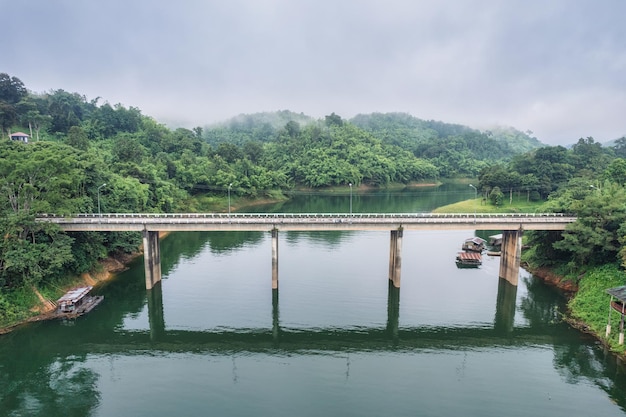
[
  {"x1": 389, "y1": 228, "x2": 403, "y2": 288},
  {"x1": 272, "y1": 228, "x2": 279, "y2": 289},
  {"x1": 143, "y1": 230, "x2": 162, "y2": 290},
  {"x1": 499, "y1": 230, "x2": 522, "y2": 286}
]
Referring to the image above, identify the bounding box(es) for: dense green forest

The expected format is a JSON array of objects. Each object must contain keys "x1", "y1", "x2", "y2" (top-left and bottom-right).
[{"x1": 1, "y1": 71, "x2": 626, "y2": 327}]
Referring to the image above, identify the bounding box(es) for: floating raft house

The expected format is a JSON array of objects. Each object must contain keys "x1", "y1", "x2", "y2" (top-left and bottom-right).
[
  {"x1": 455, "y1": 251, "x2": 482, "y2": 268},
  {"x1": 461, "y1": 237, "x2": 486, "y2": 252}
]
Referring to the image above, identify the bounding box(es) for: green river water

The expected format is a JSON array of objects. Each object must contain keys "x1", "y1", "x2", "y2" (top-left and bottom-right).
[{"x1": 1, "y1": 183, "x2": 626, "y2": 417}]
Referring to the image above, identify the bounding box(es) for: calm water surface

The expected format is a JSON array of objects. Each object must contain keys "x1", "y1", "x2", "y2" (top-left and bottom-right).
[{"x1": 2, "y1": 183, "x2": 626, "y2": 416}]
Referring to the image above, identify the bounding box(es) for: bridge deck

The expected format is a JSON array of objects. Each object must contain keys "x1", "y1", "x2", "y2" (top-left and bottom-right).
[{"x1": 38, "y1": 212, "x2": 576, "y2": 232}]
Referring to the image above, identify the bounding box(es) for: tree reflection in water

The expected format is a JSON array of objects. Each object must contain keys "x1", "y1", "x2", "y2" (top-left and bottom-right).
[
  {"x1": 520, "y1": 273, "x2": 626, "y2": 413},
  {"x1": 0, "y1": 327, "x2": 100, "y2": 416}
]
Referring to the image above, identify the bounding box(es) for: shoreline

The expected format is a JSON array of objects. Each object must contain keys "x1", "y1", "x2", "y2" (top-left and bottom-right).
[
  {"x1": 0, "y1": 232, "x2": 162, "y2": 335},
  {"x1": 526, "y1": 263, "x2": 626, "y2": 362}
]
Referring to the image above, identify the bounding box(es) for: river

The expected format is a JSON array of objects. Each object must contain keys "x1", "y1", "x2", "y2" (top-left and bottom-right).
[{"x1": 1, "y1": 183, "x2": 626, "y2": 416}]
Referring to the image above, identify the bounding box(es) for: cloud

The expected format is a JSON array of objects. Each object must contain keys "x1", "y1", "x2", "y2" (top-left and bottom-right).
[{"x1": 3, "y1": 0, "x2": 625, "y2": 145}]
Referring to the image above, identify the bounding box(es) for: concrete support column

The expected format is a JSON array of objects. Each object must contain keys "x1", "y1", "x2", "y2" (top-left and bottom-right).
[
  {"x1": 499, "y1": 229, "x2": 521, "y2": 286},
  {"x1": 271, "y1": 228, "x2": 279, "y2": 290},
  {"x1": 389, "y1": 228, "x2": 403, "y2": 288},
  {"x1": 143, "y1": 230, "x2": 162, "y2": 290}
]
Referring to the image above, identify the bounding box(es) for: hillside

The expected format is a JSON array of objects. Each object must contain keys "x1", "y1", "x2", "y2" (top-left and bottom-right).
[
  {"x1": 203, "y1": 110, "x2": 545, "y2": 177},
  {"x1": 350, "y1": 112, "x2": 544, "y2": 159}
]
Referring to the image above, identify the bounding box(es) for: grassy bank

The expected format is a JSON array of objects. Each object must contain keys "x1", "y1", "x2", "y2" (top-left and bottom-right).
[
  {"x1": 182, "y1": 190, "x2": 288, "y2": 212},
  {"x1": 0, "y1": 287, "x2": 40, "y2": 329},
  {"x1": 567, "y1": 264, "x2": 626, "y2": 354},
  {"x1": 433, "y1": 196, "x2": 545, "y2": 213}
]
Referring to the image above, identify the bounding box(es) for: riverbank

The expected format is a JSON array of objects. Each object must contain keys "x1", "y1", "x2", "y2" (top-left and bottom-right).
[
  {"x1": 0, "y1": 252, "x2": 132, "y2": 334},
  {"x1": 525, "y1": 264, "x2": 579, "y2": 295},
  {"x1": 528, "y1": 262, "x2": 626, "y2": 361}
]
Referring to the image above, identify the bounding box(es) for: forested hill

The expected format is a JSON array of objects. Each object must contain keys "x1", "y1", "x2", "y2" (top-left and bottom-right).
[
  {"x1": 204, "y1": 110, "x2": 315, "y2": 146},
  {"x1": 350, "y1": 112, "x2": 544, "y2": 176},
  {"x1": 204, "y1": 111, "x2": 544, "y2": 177}
]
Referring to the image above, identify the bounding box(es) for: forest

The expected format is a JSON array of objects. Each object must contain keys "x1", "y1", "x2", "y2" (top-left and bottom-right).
[{"x1": 1, "y1": 72, "x2": 626, "y2": 327}]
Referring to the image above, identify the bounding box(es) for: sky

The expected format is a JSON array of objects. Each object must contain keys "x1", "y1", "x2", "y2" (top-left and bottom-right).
[{"x1": 3, "y1": 0, "x2": 625, "y2": 145}]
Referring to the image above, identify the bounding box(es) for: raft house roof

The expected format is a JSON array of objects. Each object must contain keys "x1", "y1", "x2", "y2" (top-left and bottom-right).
[
  {"x1": 464, "y1": 237, "x2": 486, "y2": 244},
  {"x1": 57, "y1": 286, "x2": 93, "y2": 304},
  {"x1": 457, "y1": 251, "x2": 482, "y2": 261},
  {"x1": 607, "y1": 286, "x2": 626, "y2": 302}
]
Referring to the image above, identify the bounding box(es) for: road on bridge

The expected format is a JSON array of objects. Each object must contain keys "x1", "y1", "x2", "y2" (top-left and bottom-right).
[{"x1": 38, "y1": 212, "x2": 576, "y2": 232}]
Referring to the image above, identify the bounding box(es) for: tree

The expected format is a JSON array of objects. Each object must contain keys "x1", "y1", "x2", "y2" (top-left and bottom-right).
[
  {"x1": 551, "y1": 182, "x2": 626, "y2": 268},
  {"x1": 0, "y1": 213, "x2": 74, "y2": 288},
  {"x1": 0, "y1": 142, "x2": 87, "y2": 215},
  {"x1": 489, "y1": 186, "x2": 504, "y2": 206},
  {"x1": 112, "y1": 134, "x2": 145, "y2": 163},
  {"x1": 325, "y1": 112, "x2": 344, "y2": 127},
  {"x1": 216, "y1": 143, "x2": 243, "y2": 163},
  {"x1": 605, "y1": 158, "x2": 626, "y2": 185},
  {"x1": 0, "y1": 73, "x2": 27, "y2": 104},
  {"x1": 613, "y1": 137, "x2": 626, "y2": 159},
  {"x1": 0, "y1": 101, "x2": 18, "y2": 137},
  {"x1": 284, "y1": 120, "x2": 300, "y2": 137},
  {"x1": 45, "y1": 89, "x2": 91, "y2": 134},
  {"x1": 66, "y1": 126, "x2": 89, "y2": 151}
]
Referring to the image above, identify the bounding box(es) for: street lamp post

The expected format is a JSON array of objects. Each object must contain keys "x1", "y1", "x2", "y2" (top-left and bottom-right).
[
  {"x1": 228, "y1": 183, "x2": 233, "y2": 216},
  {"x1": 97, "y1": 183, "x2": 106, "y2": 217},
  {"x1": 469, "y1": 183, "x2": 477, "y2": 222},
  {"x1": 349, "y1": 183, "x2": 352, "y2": 215}
]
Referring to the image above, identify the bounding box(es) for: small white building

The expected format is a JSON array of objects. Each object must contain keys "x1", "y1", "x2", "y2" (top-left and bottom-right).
[{"x1": 9, "y1": 132, "x2": 29, "y2": 143}]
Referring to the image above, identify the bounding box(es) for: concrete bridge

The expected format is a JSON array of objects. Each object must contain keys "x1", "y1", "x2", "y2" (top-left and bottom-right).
[{"x1": 38, "y1": 212, "x2": 575, "y2": 289}]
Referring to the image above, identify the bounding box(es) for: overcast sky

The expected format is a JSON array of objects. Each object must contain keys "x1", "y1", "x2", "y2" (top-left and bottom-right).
[{"x1": 3, "y1": 0, "x2": 625, "y2": 145}]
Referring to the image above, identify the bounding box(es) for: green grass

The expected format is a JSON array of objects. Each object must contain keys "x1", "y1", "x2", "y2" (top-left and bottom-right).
[
  {"x1": 433, "y1": 197, "x2": 545, "y2": 213},
  {"x1": 568, "y1": 264, "x2": 626, "y2": 353},
  {"x1": 0, "y1": 286, "x2": 40, "y2": 328}
]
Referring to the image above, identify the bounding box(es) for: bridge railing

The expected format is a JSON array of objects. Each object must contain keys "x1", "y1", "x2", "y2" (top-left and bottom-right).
[{"x1": 39, "y1": 212, "x2": 571, "y2": 219}]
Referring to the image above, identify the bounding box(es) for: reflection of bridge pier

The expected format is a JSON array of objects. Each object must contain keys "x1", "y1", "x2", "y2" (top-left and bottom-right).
[
  {"x1": 144, "y1": 272, "x2": 402, "y2": 341},
  {"x1": 142, "y1": 261, "x2": 525, "y2": 343},
  {"x1": 386, "y1": 281, "x2": 400, "y2": 341},
  {"x1": 494, "y1": 278, "x2": 518, "y2": 333},
  {"x1": 147, "y1": 281, "x2": 165, "y2": 341},
  {"x1": 272, "y1": 289, "x2": 280, "y2": 343}
]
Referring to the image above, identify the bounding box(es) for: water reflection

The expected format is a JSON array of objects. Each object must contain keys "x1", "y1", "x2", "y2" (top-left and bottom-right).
[
  {"x1": 386, "y1": 281, "x2": 400, "y2": 342},
  {"x1": 147, "y1": 282, "x2": 165, "y2": 341},
  {"x1": 519, "y1": 275, "x2": 566, "y2": 329},
  {"x1": 2, "y1": 271, "x2": 626, "y2": 416},
  {"x1": 285, "y1": 230, "x2": 353, "y2": 247},
  {"x1": 494, "y1": 278, "x2": 517, "y2": 333}
]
